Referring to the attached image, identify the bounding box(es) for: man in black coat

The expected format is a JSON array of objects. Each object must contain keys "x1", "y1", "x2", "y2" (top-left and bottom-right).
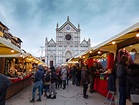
[
  {"x1": 0, "y1": 73, "x2": 11, "y2": 105},
  {"x1": 117, "y1": 55, "x2": 129, "y2": 105},
  {"x1": 127, "y1": 63, "x2": 139, "y2": 105},
  {"x1": 89, "y1": 62, "x2": 98, "y2": 93},
  {"x1": 81, "y1": 66, "x2": 90, "y2": 99}
]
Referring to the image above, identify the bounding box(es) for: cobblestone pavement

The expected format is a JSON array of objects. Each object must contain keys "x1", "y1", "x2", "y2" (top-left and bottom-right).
[{"x1": 6, "y1": 81, "x2": 131, "y2": 105}]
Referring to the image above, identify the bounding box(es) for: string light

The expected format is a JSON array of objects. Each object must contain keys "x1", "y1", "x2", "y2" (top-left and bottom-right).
[
  {"x1": 136, "y1": 30, "x2": 139, "y2": 37},
  {"x1": 98, "y1": 50, "x2": 101, "y2": 54},
  {"x1": 136, "y1": 33, "x2": 139, "y2": 37},
  {"x1": 11, "y1": 49, "x2": 14, "y2": 53},
  {"x1": 112, "y1": 41, "x2": 116, "y2": 44},
  {"x1": 20, "y1": 53, "x2": 23, "y2": 57}
]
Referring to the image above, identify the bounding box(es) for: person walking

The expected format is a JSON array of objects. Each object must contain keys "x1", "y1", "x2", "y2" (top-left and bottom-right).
[
  {"x1": 89, "y1": 62, "x2": 98, "y2": 93},
  {"x1": 30, "y1": 65, "x2": 44, "y2": 102},
  {"x1": 44, "y1": 69, "x2": 51, "y2": 97},
  {"x1": 61, "y1": 66, "x2": 68, "y2": 89},
  {"x1": 81, "y1": 66, "x2": 90, "y2": 99},
  {"x1": 76, "y1": 66, "x2": 81, "y2": 86},
  {"x1": 117, "y1": 55, "x2": 129, "y2": 105},
  {"x1": 55, "y1": 67, "x2": 61, "y2": 89},
  {"x1": 71, "y1": 66, "x2": 76, "y2": 85},
  {"x1": 43, "y1": 66, "x2": 48, "y2": 96},
  {"x1": 0, "y1": 73, "x2": 11, "y2": 105},
  {"x1": 47, "y1": 68, "x2": 57, "y2": 99},
  {"x1": 126, "y1": 63, "x2": 139, "y2": 105}
]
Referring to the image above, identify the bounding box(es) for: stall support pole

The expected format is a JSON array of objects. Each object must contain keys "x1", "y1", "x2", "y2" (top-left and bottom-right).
[{"x1": 0, "y1": 57, "x2": 5, "y2": 74}]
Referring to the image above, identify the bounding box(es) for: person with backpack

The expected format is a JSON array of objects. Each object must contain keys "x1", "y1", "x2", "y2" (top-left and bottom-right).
[
  {"x1": 30, "y1": 65, "x2": 44, "y2": 102},
  {"x1": 44, "y1": 69, "x2": 51, "y2": 97},
  {"x1": 47, "y1": 68, "x2": 57, "y2": 99}
]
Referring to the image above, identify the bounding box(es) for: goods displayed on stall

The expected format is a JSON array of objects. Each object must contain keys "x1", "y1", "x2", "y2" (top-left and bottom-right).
[
  {"x1": 5, "y1": 58, "x2": 31, "y2": 77},
  {"x1": 4, "y1": 57, "x2": 38, "y2": 83},
  {"x1": 117, "y1": 48, "x2": 133, "y2": 64}
]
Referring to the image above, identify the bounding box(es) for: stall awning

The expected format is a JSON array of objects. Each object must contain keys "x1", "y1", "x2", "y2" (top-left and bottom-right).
[
  {"x1": 92, "y1": 22, "x2": 139, "y2": 52},
  {"x1": 0, "y1": 37, "x2": 21, "y2": 56},
  {"x1": 68, "y1": 22, "x2": 139, "y2": 62}
]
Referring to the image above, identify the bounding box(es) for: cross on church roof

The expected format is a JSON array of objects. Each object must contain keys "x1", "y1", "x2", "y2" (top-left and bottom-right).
[{"x1": 67, "y1": 16, "x2": 69, "y2": 21}]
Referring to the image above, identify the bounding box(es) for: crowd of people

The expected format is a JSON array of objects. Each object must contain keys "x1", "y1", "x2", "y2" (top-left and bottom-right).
[
  {"x1": 1, "y1": 53, "x2": 139, "y2": 105},
  {"x1": 30, "y1": 64, "x2": 70, "y2": 102},
  {"x1": 29, "y1": 62, "x2": 104, "y2": 102}
]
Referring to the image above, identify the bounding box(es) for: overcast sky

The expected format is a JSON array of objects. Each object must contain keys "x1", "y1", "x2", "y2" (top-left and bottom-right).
[{"x1": 0, "y1": 0, "x2": 139, "y2": 57}]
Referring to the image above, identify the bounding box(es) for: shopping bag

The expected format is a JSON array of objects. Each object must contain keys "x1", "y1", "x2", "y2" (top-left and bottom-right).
[
  {"x1": 100, "y1": 74, "x2": 104, "y2": 80},
  {"x1": 130, "y1": 87, "x2": 139, "y2": 103}
]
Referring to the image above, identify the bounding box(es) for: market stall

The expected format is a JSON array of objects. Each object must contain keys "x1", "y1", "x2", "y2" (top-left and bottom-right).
[
  {"x1": 86, "y1": 51, "x2": 110, "y2": 97},
  {"x1": 68, "y1": 22, "x2": 139, "y2": 98},
  {"x1": 87, "y1": 22, "x2": 139, "y2": 97},
  {"x1": 5, "y1": 54, "x2": 47, "y2": 99},
  {"x1": 0, "y1": 21, "x2": 47, "y2": 99},
  {"x1": 0, "y1": 37, "x2": 35, "y2": 99}
]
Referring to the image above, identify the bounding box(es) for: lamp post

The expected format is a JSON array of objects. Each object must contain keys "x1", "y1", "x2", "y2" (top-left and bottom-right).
[
  {"x1": 55, "y1": 54, "x2": 56, "y2": 66},
  {"x1": 45, "y1": 55, "x2": 48, "y2": 66},
  {"x1": 40, "y1": 46, "x2": 44, "y2": 60}
]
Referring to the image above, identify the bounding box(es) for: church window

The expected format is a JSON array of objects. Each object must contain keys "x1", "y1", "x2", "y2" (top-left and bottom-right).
[
  {"x1": 65, "y1": 34, "x2": 71, "y2": 40},
  {"x1": 59, "y1": 33, "x2": 62, "y2": 36},
  {"x1": 58, "y1": 47, "x2": 62, "y2": 50},
  {"x1": 74, "y1": 34, "x2": 77, "y2": 37},
  {"x1": 59, "y1": 37, "x2": 62, "y2": 41},
  {"x1": 48, "y1": 51, "x2": 50, "y2": 55},
  {"x1": 58, "y1": 51, "x2": 62, "y2": 55}
]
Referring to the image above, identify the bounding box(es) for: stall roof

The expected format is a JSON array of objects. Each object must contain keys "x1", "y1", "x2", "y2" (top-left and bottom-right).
[
  {"x1": 30, "y1": 55, "x2": 47, "y2": 66},
  {"x1": 0, "y1": 37, "x2": 21, "y2": 56},
  {"x1": 92, "y1": 22, "x2": 139, "y2": 52},
  {"x1": 68, "y1": 22, "x2": 139, "y2": 62}
]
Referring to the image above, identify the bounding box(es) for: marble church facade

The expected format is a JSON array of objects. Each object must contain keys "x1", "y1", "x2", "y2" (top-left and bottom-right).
[{"x1": 45, "y1": 17, "x2": 91, "y2": 66}]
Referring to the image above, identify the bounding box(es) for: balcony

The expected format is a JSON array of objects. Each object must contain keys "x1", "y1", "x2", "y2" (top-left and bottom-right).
[
  {"x1": 11, "y1": 38, "x2": 21, "y2": 48},
  {"x1": 3, "y1": 33, "x2": 9, "y2": 39}
]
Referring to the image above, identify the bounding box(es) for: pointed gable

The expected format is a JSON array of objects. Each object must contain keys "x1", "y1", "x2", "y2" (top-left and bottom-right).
[
  {"x1": 48, "y1": 39, "x2": 56, "y2": 46},
  {"x1": 58, "y1": 17, "x2": 78, "y2": 32},
  {"x1": 80, "y1": 39, "x2": 88, "y2": 47}
]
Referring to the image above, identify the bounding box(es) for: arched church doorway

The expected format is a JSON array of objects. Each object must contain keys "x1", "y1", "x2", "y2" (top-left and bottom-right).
[
  {"x1": 50, "y1": 55, "x2": 53, "y2": 67},
  {"x1": 65, "y1": 50, "x2": 72, "y2": 62}
]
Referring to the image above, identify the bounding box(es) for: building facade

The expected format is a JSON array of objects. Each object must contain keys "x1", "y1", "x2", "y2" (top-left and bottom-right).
[
  {"x1": 45, "y1": 17, "x2": 91, "y2": 66},
  {"x1": 0, "y1": 21, "x2": 22, "y2": 48}
]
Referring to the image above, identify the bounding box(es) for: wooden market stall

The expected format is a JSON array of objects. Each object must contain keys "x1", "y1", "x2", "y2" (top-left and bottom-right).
[
  {"x1": 68, "y1": 22, "x2": 139, "y2": 97},
  {"x1": 87, "y1": 22, "x2": 139, "y2": 97},
  {"x1": 5, "y1": 54, "x2": 43, "y2": 99},
  {"x1": 0, "y1": 38, "x2": 33, "y2": 99},
  {"x1": 0, "y1": 21, "x2": 47, "y2": 99}
]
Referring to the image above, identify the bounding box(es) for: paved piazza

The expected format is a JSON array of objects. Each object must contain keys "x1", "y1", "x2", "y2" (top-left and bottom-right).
[{"x1": 6, "y1": 81, "x2": 131, "y2": 105}]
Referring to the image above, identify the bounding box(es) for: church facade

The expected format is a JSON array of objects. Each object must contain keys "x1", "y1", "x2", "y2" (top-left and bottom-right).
[{"x1": 45, "y1": 17, "x2": 91, "y2": 66}]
